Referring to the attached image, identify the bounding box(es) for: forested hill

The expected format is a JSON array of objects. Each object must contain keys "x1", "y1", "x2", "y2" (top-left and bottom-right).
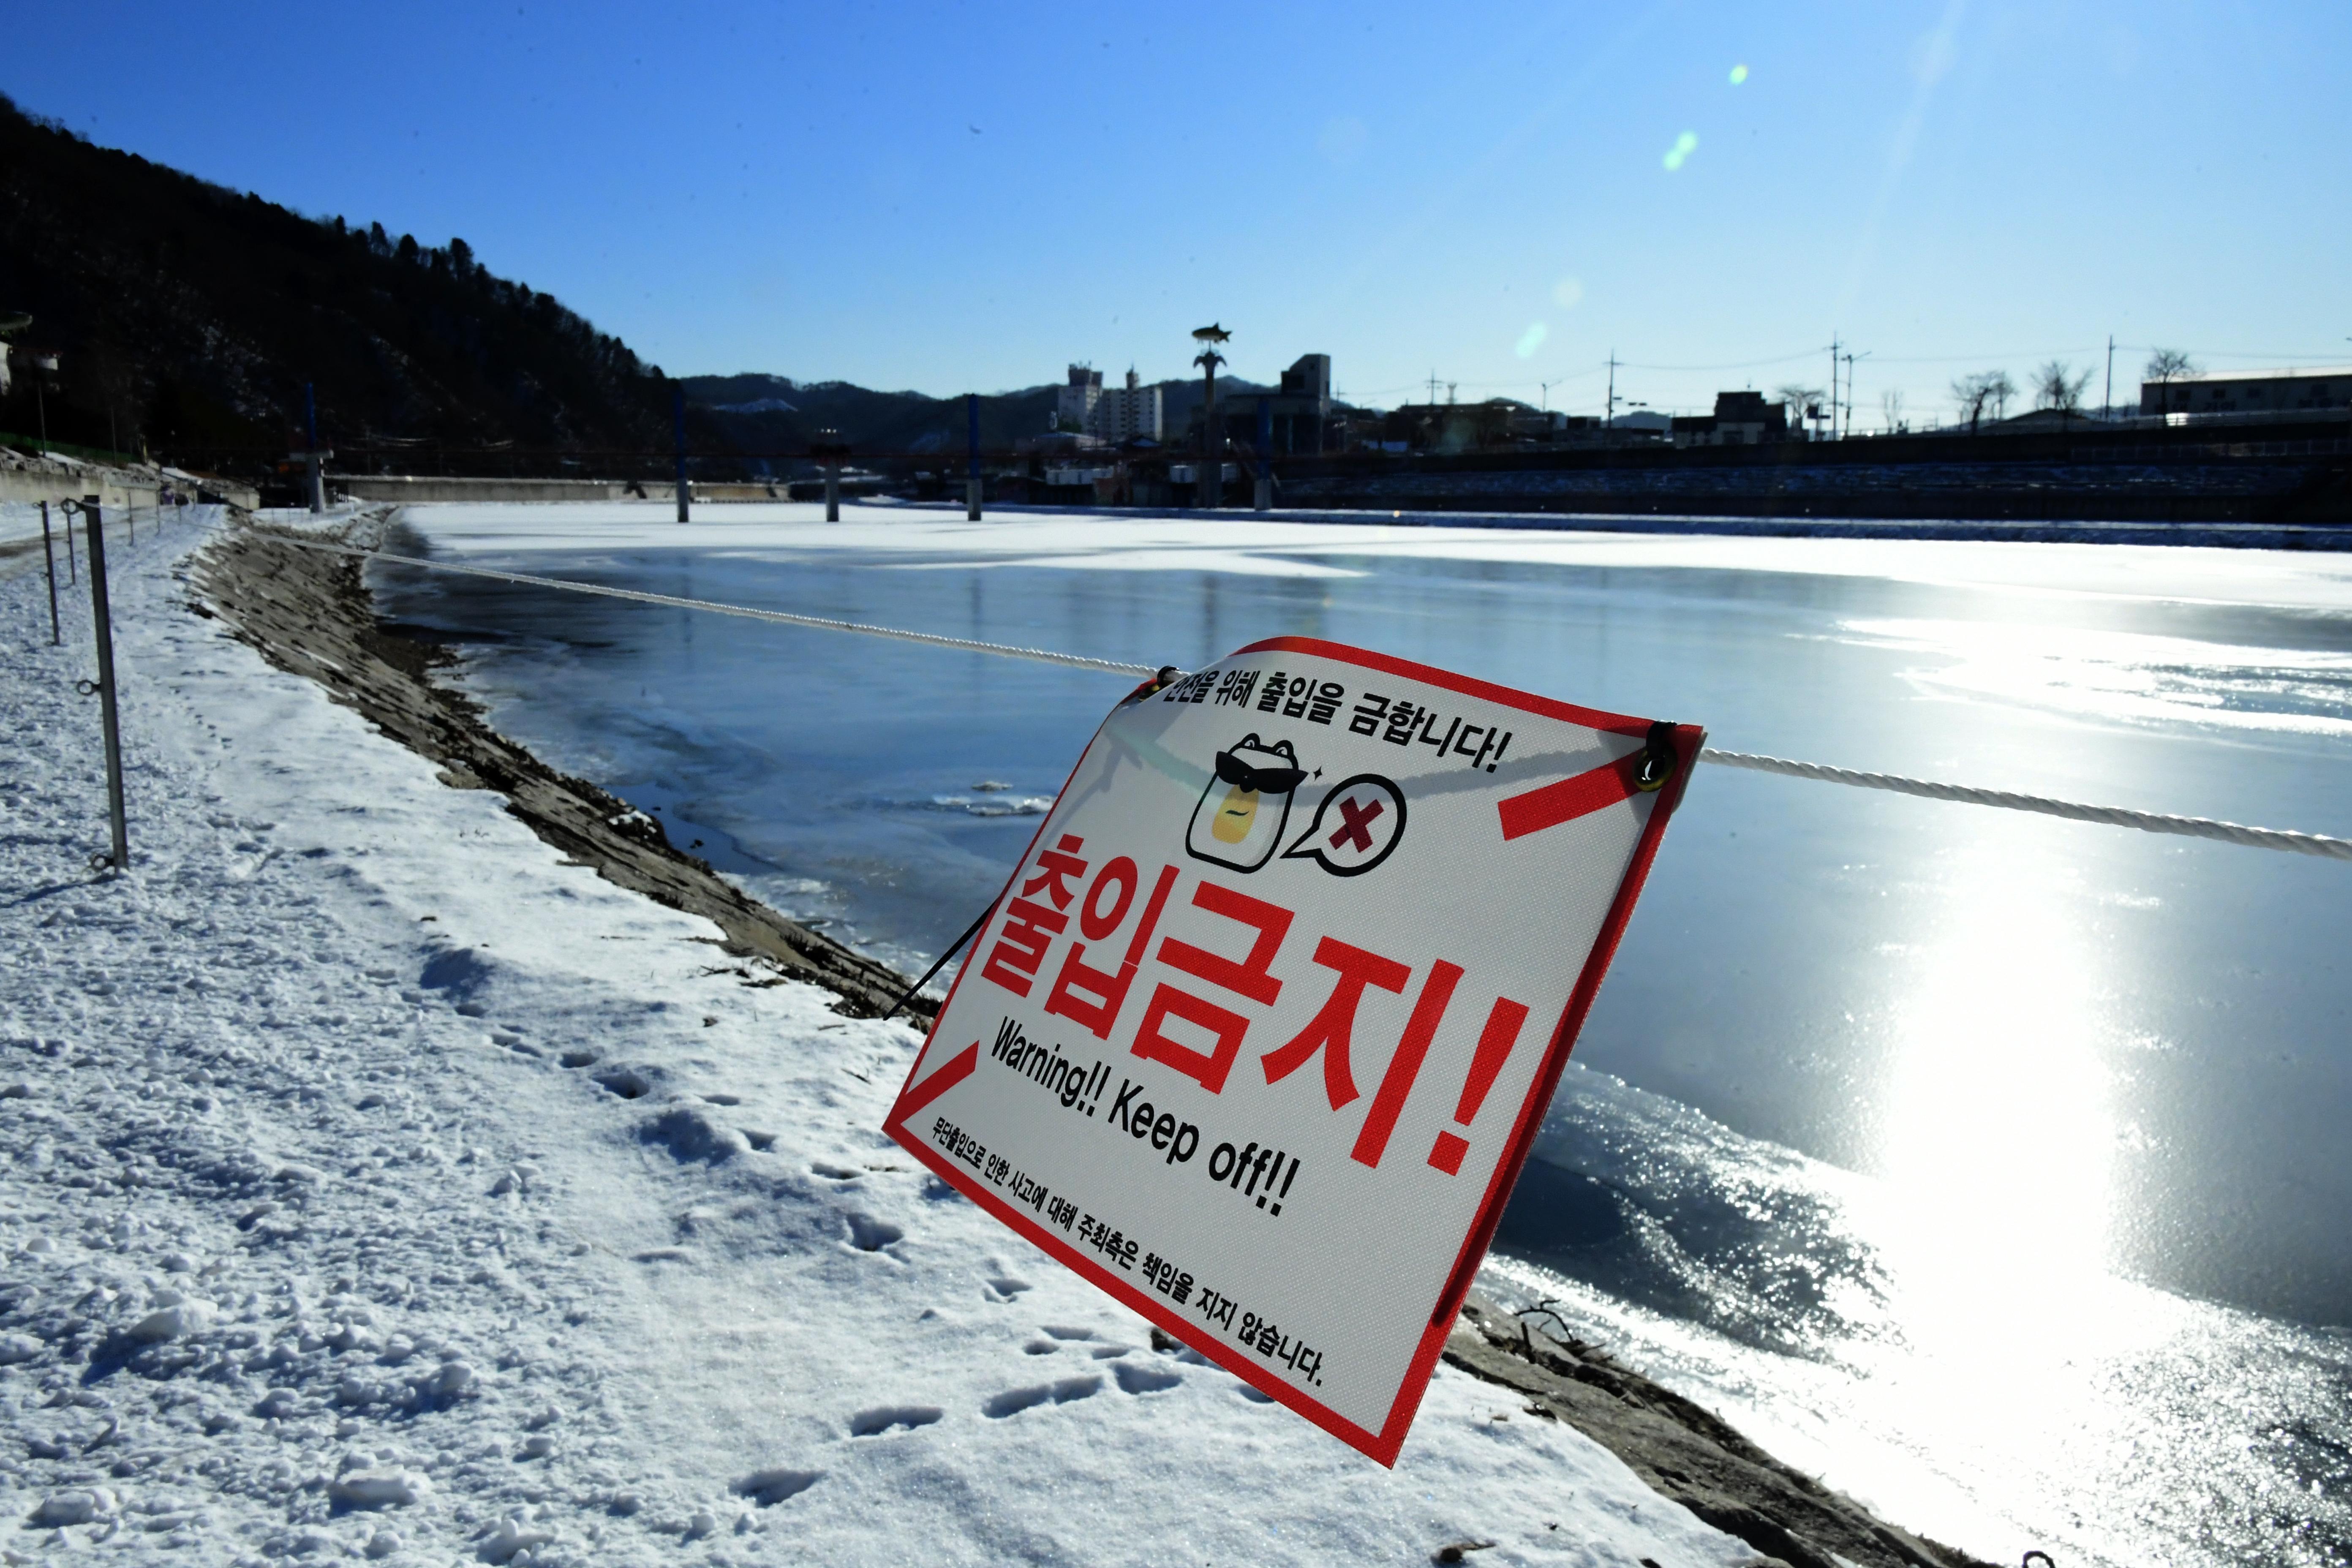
[
  {"x1": 681, "y1": 372, "x2": 1278, "y2": 459},
  {"x1": 0, "y1": 93, "x2": 674, "y2": 467},
  {"x1": 0, "y1": 95, "x2": 1287, "y2": 477}
]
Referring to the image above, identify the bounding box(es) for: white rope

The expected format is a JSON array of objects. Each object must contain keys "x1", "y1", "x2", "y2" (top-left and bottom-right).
[
  {"x1": 214, "y1": 520, "x2": 2352, "y2": 861},
  {"x1": 242, "y1": 529, "x2": 1160, "y2": 678},
  {"x1": 1701, "y1": 749, "x2": 2352, "y2": 861}
]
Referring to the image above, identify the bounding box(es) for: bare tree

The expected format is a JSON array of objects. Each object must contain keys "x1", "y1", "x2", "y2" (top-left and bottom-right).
[
  {"x1": 1950, "y1": 370, "x2": 2014, "y2": 433},
  {"x1": 1879, "y1": 387, "x2": 1906, "y2": 433},
  {"x1": 2033, "y1": 359, "x2": 2093, "y2": 415},
  {"x1": 1775, "y1": 383, "x2": 1827, "y2": 435},
  {"x1": 2144, "y1": 347, "x2": 2198, "y2": 414}
]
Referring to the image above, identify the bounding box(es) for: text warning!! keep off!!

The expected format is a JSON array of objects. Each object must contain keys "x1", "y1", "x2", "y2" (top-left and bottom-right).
[{"x1": 887, "y1": 637, "x2": 1700, "y2": 1465}]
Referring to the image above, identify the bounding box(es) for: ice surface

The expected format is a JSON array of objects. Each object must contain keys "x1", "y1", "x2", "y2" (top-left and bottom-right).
[
  {"x1": 398, "y1": 498, "x2": 2352, "y2": 612},
  {"x1": 368, "y1": 498, "x2": 2352, "y2": 1568},
  {"x1": 0, "y1": 517, "x2": 1761, "y2": 1561}
]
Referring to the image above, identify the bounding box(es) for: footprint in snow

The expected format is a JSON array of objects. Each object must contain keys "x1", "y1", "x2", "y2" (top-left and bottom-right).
[
  {"x1": 733, "y1": 1468, "x2": 822, "y2": 1507},
  {"x1": 1112, "y1": 1361, "x2": 1183, "y2": 1396},
  {"x1": 981, "y1": 1275, "x2": 1032, "y2": 1301},
  {"x1": 982, "y1": 1376, "x2": 1101, "y2": 1419},
  {"x1": 592, "y1": 1067, "x2": 652, "y2": 1099},
  {"x1": 848, "y1": 1405, "x2": 943, "y2": 1437},
  {"x1": 844, "y1": 1214, "x2": 903, "y2": 1252}
]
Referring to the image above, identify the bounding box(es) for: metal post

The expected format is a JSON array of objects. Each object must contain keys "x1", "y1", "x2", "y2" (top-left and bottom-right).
[
  {"x1": 673, "y1": 387, "x2": 689, "y2": 523},
  {"x1": 966, "y1": 394, "x2": 983, "y2": 520},
  {"x1": 1254, "y1": 395, "x2": 1272, "y2": 512},
  {"x1": 825, "y1": 462, "x2": 841, "y2": 523},
  {"x1": 40, "y1": 501, "x2": 61, "y2": 644},
  {"x1": 82, "y1": 496, "x2": 129, "y2": 871},
  {"x1": 63, "y1": 497, "x2": 77, "y2": 584}
]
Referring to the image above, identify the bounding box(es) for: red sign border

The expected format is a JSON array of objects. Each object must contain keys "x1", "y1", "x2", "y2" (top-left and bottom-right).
[{"x1": 885, "y1": 636, "x2": 1703, "y2": 1466}]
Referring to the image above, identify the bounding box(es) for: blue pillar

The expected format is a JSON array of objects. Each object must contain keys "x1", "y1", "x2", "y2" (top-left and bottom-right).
[
  {"x1": 966, "y1": 393, "x2": 982, "y2": 520},
  {"x1": 673, "y1": 387, "x2": 689, "y2": 522},
  {"x1": 1253, "y1": 395, "x2": 1272, "y2": 511}
]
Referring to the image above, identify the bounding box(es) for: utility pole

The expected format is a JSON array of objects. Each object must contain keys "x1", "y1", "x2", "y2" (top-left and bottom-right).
[
  {"x1": 2104, "y1": 334, "x2": 2115, "y2": 419},
  {"x1": 1605, "y1": 352, "x2": 1619, "y2": 428},
  {"x1": 1827, "y1": 334, "x2": 1840, "y2": 441},
  {"x1": 1426, "y1": 371, "x2": 1440, "y2": 405},
  {"x1": 1840, "y1": 350, "x2": 1869, "y2": 439}
]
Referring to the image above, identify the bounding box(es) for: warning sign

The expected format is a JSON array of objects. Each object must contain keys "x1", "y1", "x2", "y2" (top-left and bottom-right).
[{"x1": 884, "y1": 637, "x2": 1701, "y2": 1464}]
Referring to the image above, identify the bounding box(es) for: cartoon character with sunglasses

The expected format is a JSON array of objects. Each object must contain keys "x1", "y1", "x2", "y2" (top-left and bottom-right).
[{"x1": 1185, "y1": 735, "x2": 1307, "y2": 873}]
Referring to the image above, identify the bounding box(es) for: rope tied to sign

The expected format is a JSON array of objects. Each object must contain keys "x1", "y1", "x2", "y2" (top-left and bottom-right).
[
  {"x1": 216, "y1": 520, "x2": 2352, "y2": 863},
  {"x1": 1700, "y1": 749, "x2": 2352, "y2": 862},
  {"x1": 242, "y1": 529, "x2": 1161, "y2": 678}
]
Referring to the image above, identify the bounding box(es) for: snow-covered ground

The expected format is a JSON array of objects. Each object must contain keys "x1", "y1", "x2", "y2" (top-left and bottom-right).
[{"x1": 0, "y1": 520, "x2": 1765, "y2": 1563}]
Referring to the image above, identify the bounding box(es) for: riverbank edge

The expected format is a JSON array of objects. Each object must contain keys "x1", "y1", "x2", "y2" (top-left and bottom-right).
[
  {"x1": 1441, "y1": 1296, "x2": 1997, "y2": 1568},
  {"x1": 188, "y1": 509, "x2": 2003, "y2": 1568},
  {"x1": 185, "y1": 510, "x2": 932, "y2": 1022}
]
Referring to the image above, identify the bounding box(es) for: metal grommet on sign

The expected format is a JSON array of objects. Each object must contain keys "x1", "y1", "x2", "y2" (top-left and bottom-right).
[{"x1": 1633, "y1": 720, "x2": 1678, "y2": 792}]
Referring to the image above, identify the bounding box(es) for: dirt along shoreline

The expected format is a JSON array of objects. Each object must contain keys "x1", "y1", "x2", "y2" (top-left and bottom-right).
[
  {"x1": 186, "y1": 509, "x2": 928, "y2": 1022},
  {"x1": 187, "y1": 509, "x2": 2005, "y2": 1568}
]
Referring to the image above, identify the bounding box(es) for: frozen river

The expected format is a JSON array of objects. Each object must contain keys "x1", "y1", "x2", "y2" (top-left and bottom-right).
[{"x1": 372, "y1": 503, "x2": 2352, "y2": 1568}]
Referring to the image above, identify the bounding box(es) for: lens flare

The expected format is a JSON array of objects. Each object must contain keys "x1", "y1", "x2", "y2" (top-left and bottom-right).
[
  {"x1": 1729, "y1": 63, "x2": 1749, "y2": 85},
  {"x1": 1552, "y1": 276, "x2": 1584, "y2": 309},
  {"x1": 1662, "y1": 131, "x2": 1699, "y2": 172},
  {"x1": 1514, "y1": 322, "x2": 1548, "y2": 359}
]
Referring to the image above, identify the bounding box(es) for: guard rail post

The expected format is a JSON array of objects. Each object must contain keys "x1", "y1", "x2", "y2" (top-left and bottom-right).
[
  {"x1": 82, "y1": 494, "x2": 130, "y2": 871},
  {"x1": 40, "y1": 501, "x2": 61, "y2": 644}
]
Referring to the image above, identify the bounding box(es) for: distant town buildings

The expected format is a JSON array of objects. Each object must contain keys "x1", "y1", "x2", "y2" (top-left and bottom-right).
[
  {"x1": 1186, "y1": 353, "x2": 1337, "y2": 452},
  {"x1": 1671, "y1": 391, "x2": 1790, "y2": 447},
  {"x1": 1054, "y1": 365, "x2": 1102, "y2": 433},
  {"x1": 1097, "y1": 369, "x2": 1163, "y2": 443},
  {"x1": 1056, "y1": 365, "x2": 1162, "y2": 443},
  {"x1": 2140, "y1": 366, "x2": 2352, "y2": 416}
]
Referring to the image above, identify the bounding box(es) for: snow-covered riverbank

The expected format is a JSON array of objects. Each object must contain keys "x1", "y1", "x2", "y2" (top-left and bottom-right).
[{"x1": 0, "y1": 517, "x2": 1773, "y2": 1564}]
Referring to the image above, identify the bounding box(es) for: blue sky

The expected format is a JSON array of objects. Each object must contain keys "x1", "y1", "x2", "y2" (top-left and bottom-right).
[{"x1": 10, "y1": 2, "x2": 2350, "y2": 420}]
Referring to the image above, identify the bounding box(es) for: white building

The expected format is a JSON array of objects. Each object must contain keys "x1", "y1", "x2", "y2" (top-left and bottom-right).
[
  {"x1": 2141, "y1": 366, "x2": 2352, "y2": 416},
  {"x1": 1094, "y1": 368, "x2": 1163, "y2": 443},
  {"x1": 1054, "y1": 365, "x2": 1161, "y2": 443},
  {"x1": 1054, "y1": 365, "x2": 1102, "y2": 433}
]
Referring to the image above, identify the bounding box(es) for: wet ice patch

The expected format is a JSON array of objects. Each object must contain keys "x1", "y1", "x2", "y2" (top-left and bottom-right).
[{"x1": 925, "y1": 792, "x2": 1054, "y2": 818}]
